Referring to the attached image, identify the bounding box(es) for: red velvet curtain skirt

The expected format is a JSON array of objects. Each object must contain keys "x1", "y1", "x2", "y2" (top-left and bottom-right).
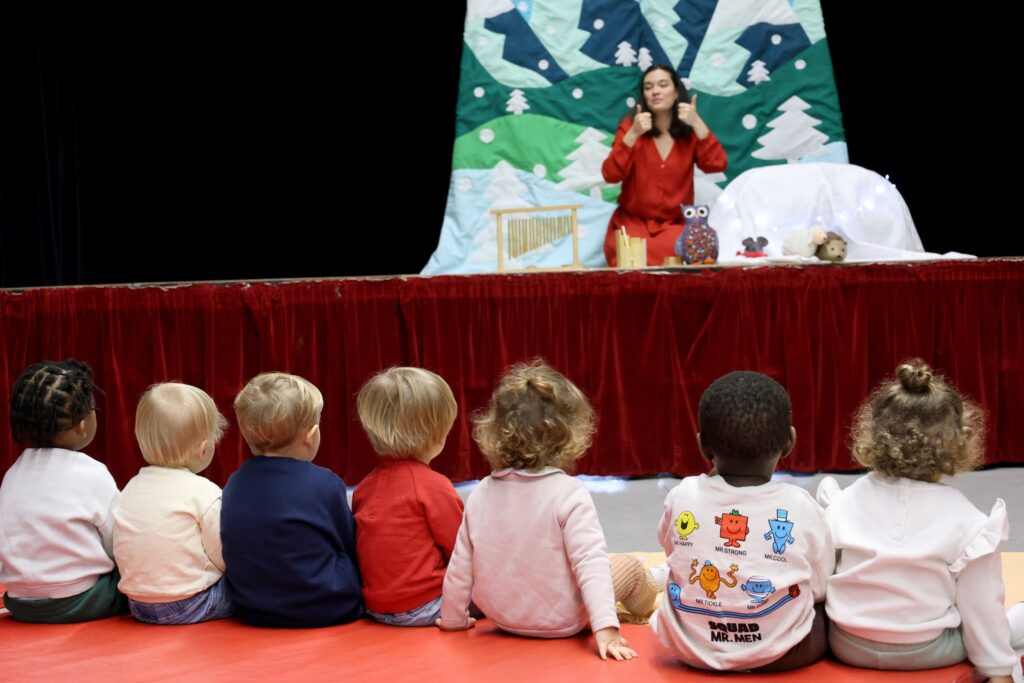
[{"x1": 2, "y1": 260, "x2": 1021, "y2": 487}]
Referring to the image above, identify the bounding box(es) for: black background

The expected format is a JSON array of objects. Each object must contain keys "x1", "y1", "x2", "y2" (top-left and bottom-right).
[{"x1": 0, "y1": 5, "x2": 1007, "y2": 287}]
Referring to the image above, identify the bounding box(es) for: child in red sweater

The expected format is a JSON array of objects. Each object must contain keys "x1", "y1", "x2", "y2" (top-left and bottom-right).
[{"x1": 353, "y1": 367, "x2": 463, "y2": 626}]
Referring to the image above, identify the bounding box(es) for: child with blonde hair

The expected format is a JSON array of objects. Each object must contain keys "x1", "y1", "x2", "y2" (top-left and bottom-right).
[
  {"x1": 112, "y1": 382, "x2": 230, "y2": 624},
  {"x1": 221, "y1": 372, "x2": 362, "y2": 627},
  {"x1": 438, "y1": 360, "x2": 652, "y2": 661},
  {"x1": 353, "y1": 367, "x2": 463, "y2": 626},
  {"x1": 0, "y1": 359, "x2": 127, "y2": 622},
  {"x1": 819, "y1": 360, "x2": 1016, "y2": 681}
]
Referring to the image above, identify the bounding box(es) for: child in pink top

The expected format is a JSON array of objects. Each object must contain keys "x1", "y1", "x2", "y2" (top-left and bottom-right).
[{"x1": 438, "y1": 360, "x2": 654, "y2": 661}]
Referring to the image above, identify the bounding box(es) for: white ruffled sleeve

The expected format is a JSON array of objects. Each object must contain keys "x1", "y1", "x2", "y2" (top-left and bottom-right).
[
  {"x1": 815, "y1": 476, "x2": 841, "y2": 509},
  {"x1": 953, "y1": 499, "x2": 1015, "y2": 677},
  {"x1": 950, "y1": 499, "x2": 1008, "y2": 576}
]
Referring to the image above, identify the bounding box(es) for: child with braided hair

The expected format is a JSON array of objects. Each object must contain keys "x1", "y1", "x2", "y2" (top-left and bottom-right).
[{"x1": 0, "y1": 359, "x2": 127, "y2": 622}]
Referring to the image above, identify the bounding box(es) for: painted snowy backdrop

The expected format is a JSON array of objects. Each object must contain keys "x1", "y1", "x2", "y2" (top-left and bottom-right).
[{"x1": 423, "y1": 0, "x2": 848, "y2": 274}]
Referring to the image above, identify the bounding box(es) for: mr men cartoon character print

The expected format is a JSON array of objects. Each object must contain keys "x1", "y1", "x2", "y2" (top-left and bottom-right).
[
  {"x1": 715, "y1": 509, "x2": 749, "y2": 548},
  {"x1": 675, "y1": 511, "x2": 700, "y2": 541},
  {"x1": 669, "y1": 575, "x2": 801, "y2": 619},
  {"x1": 668, "y1": 581, "x2": 684, "y2": 608},
  {"x1": 741, "y1": 576, "x2": 776, "y2": 605},
  {"x1": 689, "y1": 559, "x2": 739, "y2": 599},
  {"x1": 764, "y1": 509, "x2": 796, "y2": 555}
]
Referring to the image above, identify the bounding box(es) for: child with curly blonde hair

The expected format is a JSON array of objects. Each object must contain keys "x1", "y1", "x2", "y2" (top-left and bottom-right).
[
  {"x1": 438, "y1": 360, "x2": 653, "y2": 661},
  {"x1": 818, "y1": 360, "x2": 1016, "y2": 681}
]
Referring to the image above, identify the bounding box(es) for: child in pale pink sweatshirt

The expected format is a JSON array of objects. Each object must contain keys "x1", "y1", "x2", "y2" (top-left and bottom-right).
[{"x1": 438, "y1": 360, "x2": 654, "y2": 661}]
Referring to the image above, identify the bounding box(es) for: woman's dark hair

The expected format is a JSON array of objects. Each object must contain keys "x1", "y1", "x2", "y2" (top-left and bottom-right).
[{"x1": 638, "y1": 63, "x2": 693, "y2": 139}]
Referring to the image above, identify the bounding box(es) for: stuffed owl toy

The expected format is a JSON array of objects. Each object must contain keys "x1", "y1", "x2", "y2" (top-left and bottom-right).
[{"x1": 674, "y1": 204, "x2": 718, "y2": 265}]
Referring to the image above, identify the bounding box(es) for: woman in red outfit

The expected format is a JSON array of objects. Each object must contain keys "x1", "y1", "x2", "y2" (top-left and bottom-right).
[{"x1": 601, "y1": 64, "x2": 728, "y2": 267}]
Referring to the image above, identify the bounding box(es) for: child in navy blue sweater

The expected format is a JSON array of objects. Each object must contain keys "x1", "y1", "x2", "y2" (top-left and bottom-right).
[{"x1": 221, "y1": 372, "x2": 362, "y2": 627}]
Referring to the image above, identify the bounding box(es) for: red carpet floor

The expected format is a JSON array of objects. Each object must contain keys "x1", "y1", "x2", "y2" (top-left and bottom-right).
[{"x1": 0, "y1": 611, "x2": 976, "y2": 683}]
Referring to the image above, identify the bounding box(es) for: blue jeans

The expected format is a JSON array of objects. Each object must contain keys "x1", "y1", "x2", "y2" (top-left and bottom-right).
[
  {"x1": 129, "y1": 578, "x2": 233, "y2": 625},
  {"x1": 367, "y1": 595, "x2": 442, "y2": 627}
]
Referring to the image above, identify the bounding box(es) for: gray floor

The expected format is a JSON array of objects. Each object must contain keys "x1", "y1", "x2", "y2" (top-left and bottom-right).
[{"x1": 446, "y1": 468, "x2": 1024, "y2": 552}]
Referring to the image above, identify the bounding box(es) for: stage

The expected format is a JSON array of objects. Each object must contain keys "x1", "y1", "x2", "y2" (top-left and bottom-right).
[{"x1": 1, "y1": 259, "x2": 1021, "y2": 487}]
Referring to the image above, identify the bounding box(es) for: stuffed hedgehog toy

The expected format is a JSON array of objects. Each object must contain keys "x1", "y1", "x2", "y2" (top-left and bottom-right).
[{"x1": 816, "y1": 231, "x2": 847, "y2": 262}]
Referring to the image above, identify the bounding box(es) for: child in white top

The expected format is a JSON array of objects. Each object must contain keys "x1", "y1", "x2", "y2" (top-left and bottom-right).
[
  {"x1": 438, "y1": 360, "x2": 653, "y2": 661},
  {"x1": 112, "y1": 382, "x2": 231, "y2": 624},
  {"x1": 818, "y1": 360, "x2": 1016, "y2": 682},
  {"x1": 651, "y1": 371, "x2": 834, "y2": 672},
  {"x1": 0, "y1": 359, "x2": 127, "y2": 622}
]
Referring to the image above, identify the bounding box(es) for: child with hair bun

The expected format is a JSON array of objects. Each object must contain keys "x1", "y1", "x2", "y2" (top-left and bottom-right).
[{"x1": 819, "y1": 360, "x2": 1016, "y2": 681}]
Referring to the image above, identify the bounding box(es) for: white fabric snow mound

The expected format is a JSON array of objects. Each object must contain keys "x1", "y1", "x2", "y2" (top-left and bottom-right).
[{"x1": 709, "y1": 163, "x2": 971, "y2": 264}]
